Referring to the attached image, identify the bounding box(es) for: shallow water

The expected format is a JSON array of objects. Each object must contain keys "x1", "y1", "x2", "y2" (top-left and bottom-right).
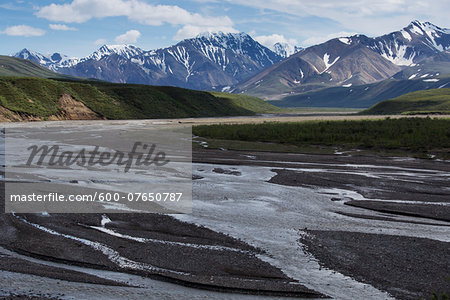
[
  {"x1": 1, "y1": 120, "x2": 449, "y2": 299},
  {"x1": 171, "y1": 162, "x2": 448, "y2": 299}
]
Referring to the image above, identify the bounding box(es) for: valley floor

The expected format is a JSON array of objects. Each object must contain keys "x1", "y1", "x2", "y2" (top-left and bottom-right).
[
  {"x1": 190, "y1": 148, "x2": 450, "y2": 300},
  {"x1": 0, "y1": 120, "x2": 449, "y2": 300},
  {"x1": 3, "y1": 112, "x2": 450, "y2": 125},
  {"x1": 158, "y1": 113, "x2": 450, "y2": 126}
]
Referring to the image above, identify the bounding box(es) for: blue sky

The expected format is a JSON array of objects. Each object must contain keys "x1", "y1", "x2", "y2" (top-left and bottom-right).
[{"x1": 1, "y1": 0, "x2": 449, "y2": 57}]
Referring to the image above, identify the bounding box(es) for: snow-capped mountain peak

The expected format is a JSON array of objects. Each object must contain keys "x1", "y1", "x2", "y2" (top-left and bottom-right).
[
  {"x1": 15, "y1": 48, "x2": 48, "y2": 64},
  {"x1": 89, "y1": 44, "x2": 144, "y2": 61},
  {"x1": 272, "y1": 42, "x2": 303, "y2": 58},
  {"x1": 192, "y1": 31, "x2": 257, "y2": 55},
  {"x1": 404, "y1": 20, "x2": 450, "y2": 52},
  {"x1": 195, "y1": 31, "x2": 248, "y2": 41},
  {"x1": 12, "y1": 21, "x2": 449, "y2": 94},
  {"x1": 408, "y1": 20, "x2": 450, "y2": 35},
  {"x1": 14, "y1": 48, "x2": 36, "y2": 60},
  {"x1": 338, "y1": 37, "x2": 353, "y2": 45},
  {"x1": 12, "y1": 31, "x2": 282, "y2": 91},
  {"x1": 13, "y1": 48, "x2": 70, "y2": 70},
  {"x1": 183, "y1": 31, "x2": 282, "y2": 70},
  {"x1": 363, "y1": 20, "x2": 450, "y2": 66}
]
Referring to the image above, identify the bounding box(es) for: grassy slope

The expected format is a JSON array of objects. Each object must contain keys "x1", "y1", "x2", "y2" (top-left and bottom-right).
[
  {"x1": 210, "y1": 91, "x2": 282, "y2": 113},
  {"x1": 0, "y1": 56, "x2": 75, "y2": 79},
  {"x1": 0, "y1": 55, "x2": 272, "y2": 119},
  {"x1": 0, "y1": 77, "x2": 262, "y2": 119},
  {"x1": 270, "y1": 77, "x2": 450, "y2": 108},
  {"x1": 362, "y1": 88, "x2": 450, "y2": 115},
  {"x1": 193, "y1": 118, "x2": 450, "y2": 158}
]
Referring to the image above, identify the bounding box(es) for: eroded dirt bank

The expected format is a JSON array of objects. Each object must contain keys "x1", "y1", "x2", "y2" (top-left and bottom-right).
[{"x1": 0, "y1": 94, "x2": 102, "y2": 122}]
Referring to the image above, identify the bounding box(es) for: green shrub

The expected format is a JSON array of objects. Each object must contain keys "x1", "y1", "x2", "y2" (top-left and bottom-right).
[{"x1": 193, "y1": 118, "x2": 450, "y2": 152}]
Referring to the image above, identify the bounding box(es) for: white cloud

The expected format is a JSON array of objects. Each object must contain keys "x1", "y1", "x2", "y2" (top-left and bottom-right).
[
  {"x1": 254, "y1": 34, "x2": 298, "y2": 49},
  {"x1": 115, "y1": 29, "x2": 141, "y2": 44},
  {"x1": 36, "y1": 0, "x2": 131, "y2": 23},
  {"x1": 174, "y1": 25, "x2": 238, "y2": 40},
  {"x1": 49, "y1": 24, "x2": 77, "y2": 31},
  {"x1": 0, "y1": 3, "x2": 22, "y2": 10},
  {"x1": 301, "y1": 31, "x2": 357, "y2": 46},
  {"x1": 36, "y1": 0, "x2": 236, "y2": 35},
  {"x1": 94, "y1": 38, "x2": 107, "y2": 45},
  {"x1": 222, "y1": 0, "x2": 450, "y2": 37},
  {"x1": 1, "y1": 25, "x2": 45, "y2": 37},
  {"x1": 224, "y1": 0, "x2": 446, "y2": 19}
]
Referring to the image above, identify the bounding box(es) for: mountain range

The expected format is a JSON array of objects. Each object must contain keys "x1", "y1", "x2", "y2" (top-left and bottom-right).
[
  {"x1": 272, "y1": 43, "x2": 303, "y2": 58},
  {"x1": 12, "y1": 20, "x2": 450, "y2": 106},
  {"x1": 15, "y1": 32, "x2": 282, "y2": 91},
  {"x1": 235, "y1": 21, "x2": 450, "y2": 99}
]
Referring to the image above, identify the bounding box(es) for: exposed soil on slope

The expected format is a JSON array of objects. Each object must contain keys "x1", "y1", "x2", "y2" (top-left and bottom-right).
[
  {"x1": 0, "y1": 94, "x2": 103, "y2": 122},
  {"x1": 56, "y1": 94, "x2": 102, "y2": 120}
]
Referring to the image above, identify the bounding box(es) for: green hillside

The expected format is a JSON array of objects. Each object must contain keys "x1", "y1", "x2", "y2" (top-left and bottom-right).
[
  {"x1": 0, "y1": 55, "x2": 276, "y2": 120},
  {"x1": 362, "y1": 88, "x2": 450, "y2": 115},
  {"x1": 0, "y1": 56, "x2": 75, "y2": 79},
  {"x1": 210, "y1": 91, "x2": 282, "y2": 113},
  {"x1": 270, "y1": 77, "x2": 450, "y2": 108},
  {"x1": 0, "y1": 77, "x2": 258, "y2": 120}
]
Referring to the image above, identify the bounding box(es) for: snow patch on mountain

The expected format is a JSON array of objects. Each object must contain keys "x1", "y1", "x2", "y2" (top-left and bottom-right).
[
  {"x1": 145, "y1": 53, "x2": 167, "y2": 72},
  {"x1": 400, "y1": 30, "x2": 412, "y2": 41},
  {"x1": 410, "y1": 23, "x2": 424, "y2": 35},
  {"x1": 167, "y1": 46, "x2": 195, "y2": 82},
  {"x1": 198, "y1": 44, "x2": 229, "y2": 69},
  {"x1": 379, "y1": 44, "x2": 416, "y2": 66},
  {"x1": 195, "y1": 32, "x2": 250, "y2": 55},
  {"x1": 322, "y1": 53, "x2": 340, "y2": 72},
  {"x1": 338, "y1": 38, "x2": 351, "y2": 45}
]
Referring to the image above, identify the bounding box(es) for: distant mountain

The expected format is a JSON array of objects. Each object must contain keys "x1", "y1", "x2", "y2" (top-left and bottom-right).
[
  {"x1": 12, "y1": 21, "x2": 450, "y2": 108},
  {"x1": 392, "y1": 51, "x2": 450, "y2": 80},
  {"x1": 14, "y1": 32, "x2": 282, "y2": 91},
  {"x1": 269, "y1": 75, "x2": 450, "y2": 108},
  {"x1": 0, "y1": 55, "x2": 76, "y2": 79},
  {"x1": 14, "y1": 48, "x2": 72, "y2": 71},
  {"x1": 365, "y1": 20, "x2": 450, "y2": 66},
  {"x1": 235, "y1": 21, "x2": 450, "y2": 100},
  {"x1": 235, "y1": 38, "x2": 403, "y2": 99},
  {"x1": 272, "y1": 42, "x2": 303, "y2": 58}
]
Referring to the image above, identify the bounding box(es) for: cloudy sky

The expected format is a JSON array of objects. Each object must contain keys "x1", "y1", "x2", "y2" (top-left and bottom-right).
[{"x1": 1, "y1": 0, "x2": 449, "y2": 57}]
